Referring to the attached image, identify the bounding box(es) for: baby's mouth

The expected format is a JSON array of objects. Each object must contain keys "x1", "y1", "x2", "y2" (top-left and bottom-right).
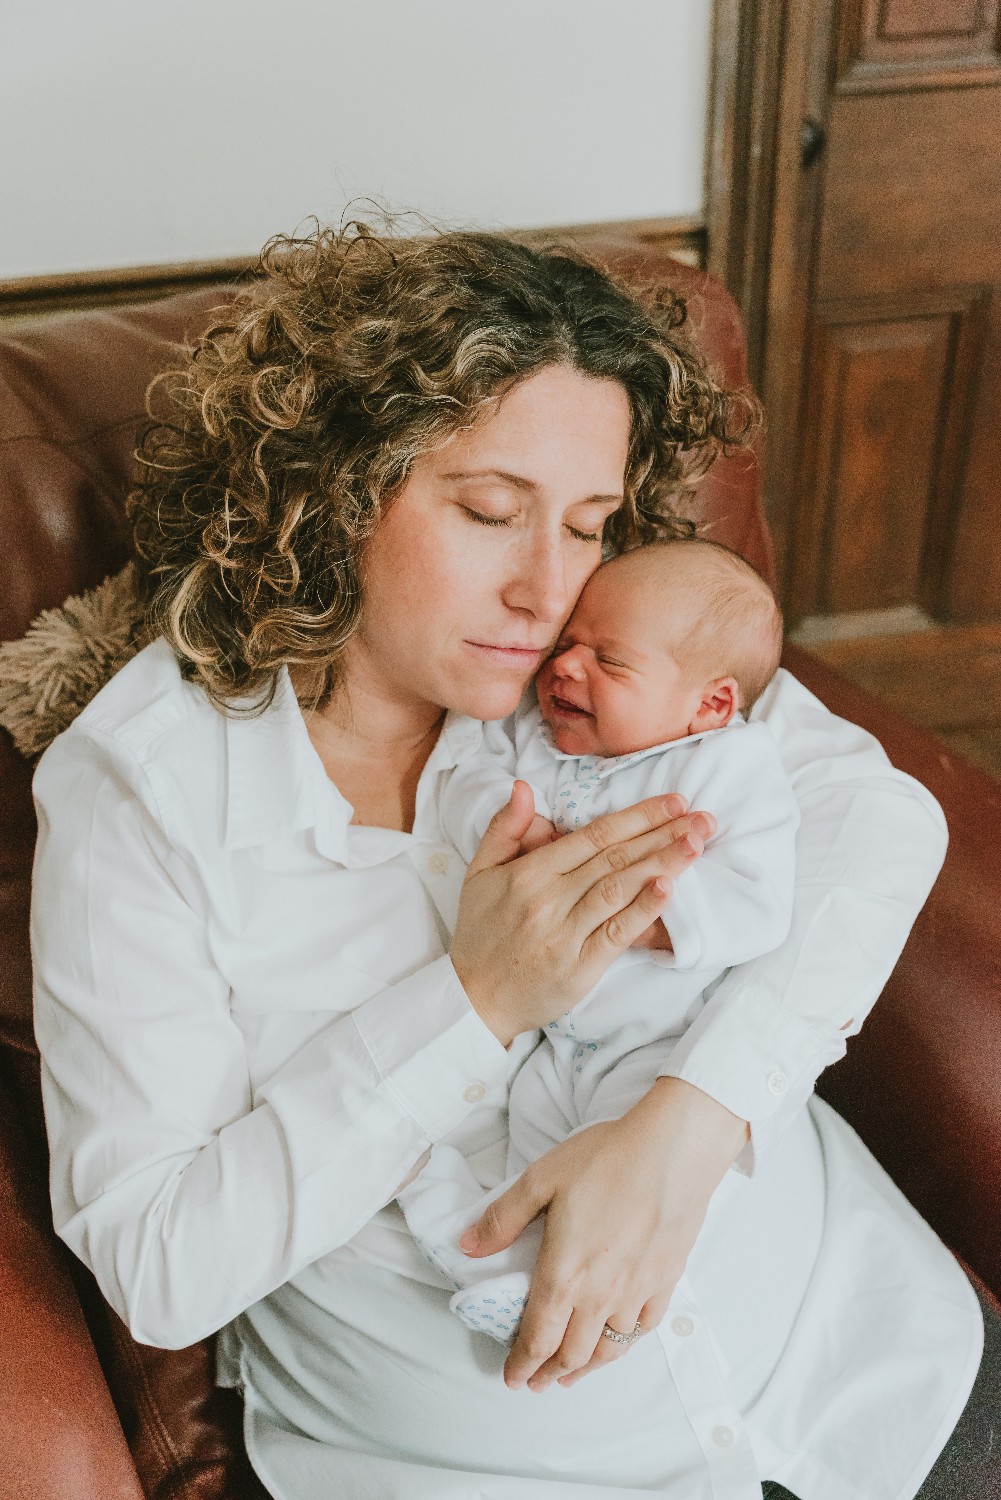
[{"x1": 547, "y1": 693, "x2": 594, "y2": 719}]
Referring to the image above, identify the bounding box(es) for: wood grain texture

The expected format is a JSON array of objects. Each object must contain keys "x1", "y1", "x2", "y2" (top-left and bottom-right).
[
  {"x1": 791, "y1": 288, "x2": 989, "y2": 622},
  {"x1": 836, "y1": 0, "x2": 1001, "y2": 90},
  {"x1": 818, "y1": 91, "x2": 1001, "y2": 298},
  {"x1": 712, "y1": 0, "x2": 1001, "y2": 628}
]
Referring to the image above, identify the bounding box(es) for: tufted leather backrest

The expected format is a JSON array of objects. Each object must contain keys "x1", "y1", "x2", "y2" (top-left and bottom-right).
[{"x1": 0, "y1": 248, "x2": 768, "y2": 1500}]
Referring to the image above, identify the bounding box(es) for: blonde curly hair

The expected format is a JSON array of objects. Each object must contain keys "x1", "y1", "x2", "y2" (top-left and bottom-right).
[{"x1": 128, "y1": 221, "x2": 756, "y2": 712}]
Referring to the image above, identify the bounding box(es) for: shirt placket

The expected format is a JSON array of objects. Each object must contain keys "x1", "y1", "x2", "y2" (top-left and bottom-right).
[{"x1": 655, "y1": 1276, "x2": 763, "y2": 1500}]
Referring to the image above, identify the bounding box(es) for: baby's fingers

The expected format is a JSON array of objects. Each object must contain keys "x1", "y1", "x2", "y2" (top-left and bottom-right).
[{"x1": 520, "y1": 814, "x2": 559, "y2": 855}]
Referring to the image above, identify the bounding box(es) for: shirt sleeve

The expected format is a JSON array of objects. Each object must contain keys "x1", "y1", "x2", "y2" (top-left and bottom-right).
[
  {"x1": 439, "y1": 716, "x2": 550, "y2": 863},
  {"x1": 653, "y1": 725, "x2": 799, "y2": 971},
  {"x1": 655, "y1": 668, "x2": 948, "y2": 1174},
  {"x1": 31, "y1": 728, "x2": 508, "y2": 1350}
]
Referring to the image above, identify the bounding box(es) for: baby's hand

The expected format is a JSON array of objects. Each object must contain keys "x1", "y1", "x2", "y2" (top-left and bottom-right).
[
  {"x1": 631, "y1": 918, "x2": 674, "y2": 952},
  {"x1": 521, "y1": 813, "x2": 559, "y2": 854}
]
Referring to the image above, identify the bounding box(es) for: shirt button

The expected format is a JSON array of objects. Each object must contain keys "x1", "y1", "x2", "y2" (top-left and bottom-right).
[
  {"x1": 711, "y1": 1425, "x2": 735, "y2": 1449},
  {"x1": 766, "y1": 1071, "x2": 788, "y2": 1096},
  {"x1": 671, "y1": 1315, "x2": 694, "y2": 1337},
  {"x1": 463, "y1": 1082, "x2": 487, "y2": 1104},
  {"x1": 427, "y1": 850, "x2": 450, "y2": 876}
]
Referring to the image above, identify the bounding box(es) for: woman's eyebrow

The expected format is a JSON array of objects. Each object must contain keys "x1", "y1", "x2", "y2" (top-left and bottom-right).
[{"x1": 440, "y1": 468, "x2": 623, "y2": 505}]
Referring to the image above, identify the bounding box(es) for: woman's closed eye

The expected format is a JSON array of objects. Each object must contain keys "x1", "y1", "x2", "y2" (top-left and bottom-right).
[
  {"x1": 461, "y1": 506, "x2": 512, "y2": 528},
  {"x1": 459, "y1": 506, "x2": 601, "y2": 543}
]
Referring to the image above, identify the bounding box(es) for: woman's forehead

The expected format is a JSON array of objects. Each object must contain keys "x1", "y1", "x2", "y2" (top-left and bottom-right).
[{"x1": 427, "y1": 367, "x2": 630, "y2": 475}]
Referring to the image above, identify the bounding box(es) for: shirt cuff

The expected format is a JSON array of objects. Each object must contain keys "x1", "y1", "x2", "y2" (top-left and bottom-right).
[
  {"x1": 351, "y1": 955, "x2": 510, "y2": 1140},
  {"x1": 655, "y1": 983, "x2": 844, "y2": 1171}
]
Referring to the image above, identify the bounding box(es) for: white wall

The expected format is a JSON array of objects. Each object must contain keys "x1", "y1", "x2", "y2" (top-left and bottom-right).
[{"x1": 2, "y1": 0, "x2": 711, "y2": 280}]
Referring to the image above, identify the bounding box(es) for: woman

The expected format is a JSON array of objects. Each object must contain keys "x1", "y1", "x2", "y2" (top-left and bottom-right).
[{"x1": 31, "y1": 226, "x2": 986, "y2": 1499}]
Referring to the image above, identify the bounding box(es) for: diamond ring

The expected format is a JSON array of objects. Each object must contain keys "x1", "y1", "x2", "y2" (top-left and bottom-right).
[{"x1": 600, "y1": 1320, "x2": 643, "y2": 1345}]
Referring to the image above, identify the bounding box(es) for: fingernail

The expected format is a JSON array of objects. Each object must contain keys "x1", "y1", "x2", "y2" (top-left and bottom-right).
[
  {"x1": 458, "y1": 1228, "x2": 479, "y2": 1252},
  {"x1": 684, "y1": 833, "x2": 703, "y2": 855},
  {"x1": 663, "y1": 794, "x2": 685, "y2": 816}
]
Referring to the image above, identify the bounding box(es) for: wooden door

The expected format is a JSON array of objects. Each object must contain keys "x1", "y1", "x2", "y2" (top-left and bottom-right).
[{"x1": 710, "y1": 0, "x2": 1001, "y2": 636}]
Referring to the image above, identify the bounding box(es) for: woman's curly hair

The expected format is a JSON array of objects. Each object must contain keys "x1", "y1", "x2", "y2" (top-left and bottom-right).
[{"x1": 128, "y1": 219, "x2": 757, "y2": 712}]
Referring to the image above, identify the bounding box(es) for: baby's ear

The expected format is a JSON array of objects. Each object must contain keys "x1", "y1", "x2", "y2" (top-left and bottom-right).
[{"x1": 689, "y1": 677, "x2": 739, "y2": 734}]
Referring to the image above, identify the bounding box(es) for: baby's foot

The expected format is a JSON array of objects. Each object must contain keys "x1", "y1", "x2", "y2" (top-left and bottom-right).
[{"x1": 450, "y1": 1273, "x2": 531, "y2": 1345}]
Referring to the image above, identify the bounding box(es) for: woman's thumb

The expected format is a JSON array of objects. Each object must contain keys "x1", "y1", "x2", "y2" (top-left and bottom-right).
[
  {"x1": 459, "y1": 1173, "x2": 547, "y2": 1257},
  {"x1": 466, "y1": 780, "x2": 538, "y2": 874}
]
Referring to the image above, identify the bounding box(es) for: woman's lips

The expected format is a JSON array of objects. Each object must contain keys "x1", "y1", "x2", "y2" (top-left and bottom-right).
[{"x1": 465, "y1": 641, "x2": 546, "y2": 667}]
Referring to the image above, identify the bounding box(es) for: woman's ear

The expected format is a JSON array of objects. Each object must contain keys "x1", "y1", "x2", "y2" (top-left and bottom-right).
[{"x1": 688, "y1": 677, "x2": 740, "y2": 734}]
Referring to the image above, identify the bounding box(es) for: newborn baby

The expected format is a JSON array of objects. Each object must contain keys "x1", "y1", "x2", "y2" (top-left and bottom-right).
[{"x1": 399, "y1": 538, "x2": 800, "y2": 1343}]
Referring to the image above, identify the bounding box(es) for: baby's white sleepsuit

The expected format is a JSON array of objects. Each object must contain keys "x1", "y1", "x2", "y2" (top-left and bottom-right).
[{"x1": 398, "y1": 700, "x2": 800, "y2": 1341}]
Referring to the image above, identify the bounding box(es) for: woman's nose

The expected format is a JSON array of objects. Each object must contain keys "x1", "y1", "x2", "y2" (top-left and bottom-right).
[{"x1": 505, "y1": 535, "x2": 573, "y2": 625}]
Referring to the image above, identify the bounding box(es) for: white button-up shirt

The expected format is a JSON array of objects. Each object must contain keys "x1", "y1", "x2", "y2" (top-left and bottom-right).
[{"x1": 30, "y1": 638, "x2": 982, "y2": 1500}]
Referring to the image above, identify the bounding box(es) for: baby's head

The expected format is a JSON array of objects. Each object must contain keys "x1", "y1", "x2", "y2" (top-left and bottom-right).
[{"x1": 535, "y1": 540, "x2": 783, "y2": 757}]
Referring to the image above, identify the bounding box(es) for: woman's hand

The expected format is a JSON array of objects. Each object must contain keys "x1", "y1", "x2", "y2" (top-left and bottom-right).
[
  {"x1": 457, "y1": 1076, "x2": 750, "y2": 1391},
  {"x1": 451, "y1": 782, "x2": 714, "y2": 1045}
]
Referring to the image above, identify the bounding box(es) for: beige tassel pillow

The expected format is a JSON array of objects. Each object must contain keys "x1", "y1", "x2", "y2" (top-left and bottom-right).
[{"x1": 0, "y1": 565, "x2": 146, "y2": 760}]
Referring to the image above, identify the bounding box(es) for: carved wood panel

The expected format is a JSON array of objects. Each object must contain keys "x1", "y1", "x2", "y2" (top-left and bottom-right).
[
  {"x1": 817, "y1": 89, "x2": 1001, "y2": 300},
  {"x1": 711, "y1": 0, "x2": 1001, "y2": 627},
  {"x1": 792, "y1": 291, "x2": 987, "y2": 621},
  {"x1": 836, "y1": 0, "x2": 1001, "y2": 91}
]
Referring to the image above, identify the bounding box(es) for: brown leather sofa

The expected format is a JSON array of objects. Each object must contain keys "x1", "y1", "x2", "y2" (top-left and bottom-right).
[{"x1": 1, "y1": 248, "x2": 998, "y2": 1500}]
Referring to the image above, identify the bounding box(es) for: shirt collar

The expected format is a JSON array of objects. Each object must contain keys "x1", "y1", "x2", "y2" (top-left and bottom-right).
[
  {"x1": 223, "y1": 669, "x2": 484, "y2": 861},
  {"x1": 538, "y1": 717, "x2": 742, "y2": 780}
]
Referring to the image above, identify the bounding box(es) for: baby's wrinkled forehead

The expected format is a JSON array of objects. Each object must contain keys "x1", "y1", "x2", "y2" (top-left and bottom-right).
[{"x1": 576, "y1": 539, "x2": 783, "y2": 705}]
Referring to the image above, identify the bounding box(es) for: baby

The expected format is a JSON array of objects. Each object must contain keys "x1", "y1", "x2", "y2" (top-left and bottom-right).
[{"x1": 398, "y1": 538, "x2": 800, "y2": 1343}]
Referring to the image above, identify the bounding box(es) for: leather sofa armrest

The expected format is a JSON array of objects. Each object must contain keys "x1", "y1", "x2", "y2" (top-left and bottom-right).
[
  {"x1": 0, "y1": 1058, "x2": 144, "y2": 1500},
  {"x1": 784, "y1": 644, "x2": 1001, "y2": 1299}
]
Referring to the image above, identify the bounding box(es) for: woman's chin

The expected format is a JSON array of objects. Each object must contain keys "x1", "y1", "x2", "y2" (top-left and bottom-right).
[{"x1": 453, "y1": 681, "x2": 531, "y2": 722}]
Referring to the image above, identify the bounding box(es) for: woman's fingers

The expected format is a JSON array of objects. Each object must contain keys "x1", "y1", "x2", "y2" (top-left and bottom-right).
[
  {"x1": 557, "y1": 1297, "x2": 666, "y2": 1388},
  {"x1": 503, "y1": 1282, "x2": 575, "y2": 1389},
  {"x1": 454, "y1": 787, "x2": 715, "y2": 1041},
  {"x1": 571, "y1": 835, "x2": 703, "y2": 963},
  {"x1": 524, "y1": 1306, "x2": 609, "y2": 1390},
  {"x1": 637, "y1": 1291, "x2": 671, "y2": 1332},
  {"x1": 525, "y1": 1302, "x2": 643, "y2": 1391},
  {"x1": 544, "y1": 793, "x2": 690, "y2": 875},
  {"x1": 557, "y1": 812, "x2": 711, "y2": 916}
]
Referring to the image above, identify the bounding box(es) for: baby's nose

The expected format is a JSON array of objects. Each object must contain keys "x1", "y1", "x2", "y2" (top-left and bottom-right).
[{"x1": 550, "y1": 644, "x2": 587, "y2": 678}]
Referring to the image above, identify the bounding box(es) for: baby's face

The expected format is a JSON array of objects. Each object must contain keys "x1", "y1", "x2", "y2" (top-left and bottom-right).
[{"x1": 535, "y1": 568, "x2": 711, "y2": 758}]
